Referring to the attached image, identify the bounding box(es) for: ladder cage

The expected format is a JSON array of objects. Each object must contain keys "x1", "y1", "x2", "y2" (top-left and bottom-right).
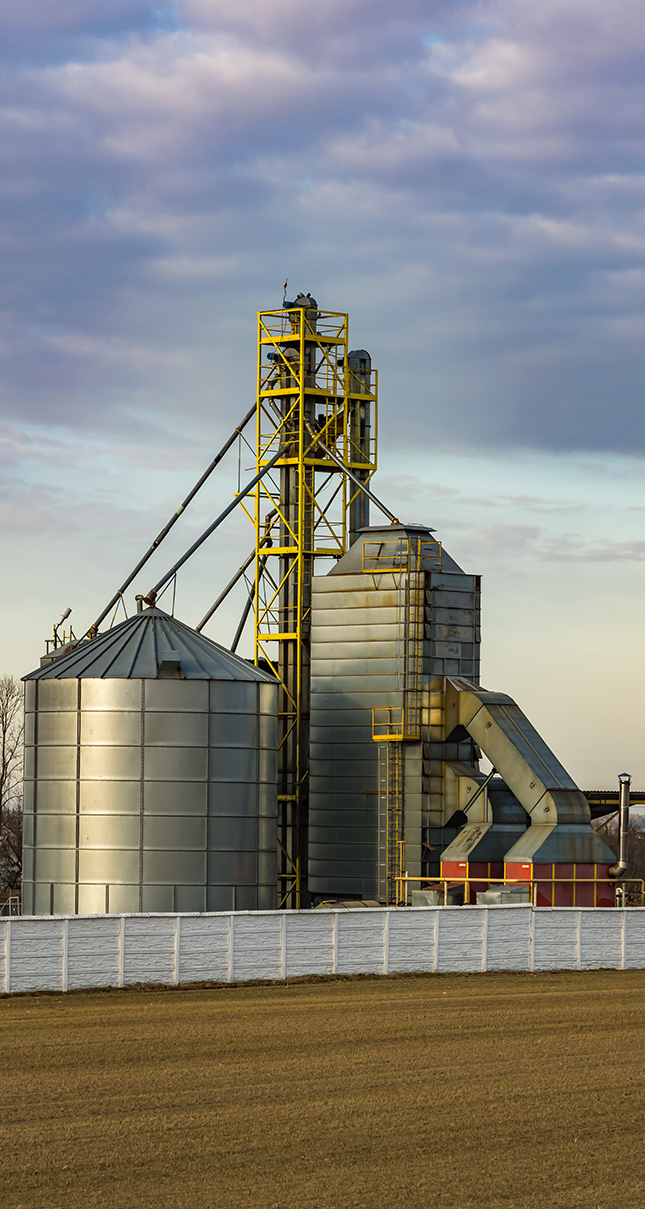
[{"x1": 254, "y1": 307, "x2": 378, "y2": 907}]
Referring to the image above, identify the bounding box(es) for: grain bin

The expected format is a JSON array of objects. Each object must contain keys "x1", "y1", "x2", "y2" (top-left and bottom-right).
[
  {"x1": 308, "y1": 521, "x2": 479, "y2": 902},
  {"x1": 22, "y1": 606, "x2": 278, "y2": 915}
]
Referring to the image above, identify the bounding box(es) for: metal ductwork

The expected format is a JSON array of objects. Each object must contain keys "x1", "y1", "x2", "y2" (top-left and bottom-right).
[
  {"x1": 608, "y1": 773, "x2": 632, "y2": 878},
  {"x1": 443, "y1": 677, "x2": 615, "y2": 867},
  {"x1": 439, "y1": 771, "x2": 530, "y2": 902}
]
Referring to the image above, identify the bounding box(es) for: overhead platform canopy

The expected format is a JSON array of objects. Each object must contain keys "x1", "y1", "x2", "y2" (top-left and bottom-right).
[{"x1": 584, "y1": 790, "x2": 645, "y2": 818}]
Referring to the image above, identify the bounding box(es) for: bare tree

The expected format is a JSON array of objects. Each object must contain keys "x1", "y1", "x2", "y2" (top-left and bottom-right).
[
  {"x1": 0, "y1": 675, "x2": 23, "y2": 899},
  {"x1": 594, "y1": 814, "x2": 645, "y2": 897}
]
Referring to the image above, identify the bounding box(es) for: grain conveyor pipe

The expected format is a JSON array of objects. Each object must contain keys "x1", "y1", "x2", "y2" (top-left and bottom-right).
[
  {"x1": 87, "y1": 403, "x2": 257, "y2": 636},
  {"x1": 145, "y1": 448, "x2": 283, "y2": 600},
  {"x1": 196, "y1": 510, "x2": 276, "y2": 633},
  {"x1": 304, "y1": 421, "x2": 398, "y2": 524},
  {"x1": 230, "y1": 554, "x2": 269, "y2": 653},
  {"x1": 195, "y1": 550, "x2": 256, "y2": 632}
]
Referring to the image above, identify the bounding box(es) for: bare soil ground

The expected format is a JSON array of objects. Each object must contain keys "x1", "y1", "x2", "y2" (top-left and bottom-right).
[{"x1": 1, "y1": 969, "x2": 644, "y2": 1208}]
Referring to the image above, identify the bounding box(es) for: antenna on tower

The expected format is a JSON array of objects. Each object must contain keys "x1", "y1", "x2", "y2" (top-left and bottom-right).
[{"x1": 282, "y1": 278, "x2": 288, "y2": 303}]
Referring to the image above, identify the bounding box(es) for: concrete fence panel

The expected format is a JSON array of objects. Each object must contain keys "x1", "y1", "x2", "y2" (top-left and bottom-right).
[{"x1": 3, "y1": 906, "x2": 645, "y2": 995}]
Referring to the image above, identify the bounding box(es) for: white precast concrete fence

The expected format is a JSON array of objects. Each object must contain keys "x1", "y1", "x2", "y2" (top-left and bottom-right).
[{"x1": 3, "y1": 906, "x2": 645, "y2": 995}]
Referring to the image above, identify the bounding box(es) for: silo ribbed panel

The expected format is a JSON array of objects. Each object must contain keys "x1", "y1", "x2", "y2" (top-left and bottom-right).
[
  {"x1": 309, "y1": 527, "x2": 482, "y2": 900},
  {"x1": 22, "y1": 609, "x2": 278, "y2": 915},
  {"x1": 309, "y1": 573, "x2": 406, "y2": 898}
]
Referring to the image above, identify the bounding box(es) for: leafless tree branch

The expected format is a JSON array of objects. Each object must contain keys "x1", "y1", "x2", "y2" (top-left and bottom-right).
[{"x1": 0, "y1": 675, "x2": 23, "y2": 898}]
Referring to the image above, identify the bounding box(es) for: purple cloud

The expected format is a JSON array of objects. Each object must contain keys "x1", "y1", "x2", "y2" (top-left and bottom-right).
[{"x1": 0, "y1": 0, "x2": 644, "y2": 463}]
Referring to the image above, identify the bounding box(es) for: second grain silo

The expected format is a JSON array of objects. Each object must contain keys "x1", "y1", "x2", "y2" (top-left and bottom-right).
[
  {"x1": 22, "y1": 605, "x2": 278, "y2": 916},
  {"x1": 308, "y1": 521, "x2": 481, "y2": 903}
]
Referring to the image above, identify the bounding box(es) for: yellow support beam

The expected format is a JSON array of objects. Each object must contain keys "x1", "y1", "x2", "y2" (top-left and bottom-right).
[{"x1": 253, "y1": 303, "x2": 378, "y2": 907}]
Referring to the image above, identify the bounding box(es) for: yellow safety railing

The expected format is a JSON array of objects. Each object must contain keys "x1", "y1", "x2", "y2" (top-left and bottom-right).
[
  {"x1": 393, "y1": 874, "x2": 645, "y2": 908},
  {"x1": 362, "y1": 537, "x2": 442, "y2": 574},
  {"x1": 372, "y1": 706, "x2": 422, "y2": 742}
]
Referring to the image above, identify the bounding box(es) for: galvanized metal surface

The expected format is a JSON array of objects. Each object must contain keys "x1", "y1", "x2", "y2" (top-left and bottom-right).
[
  {"x1": 327, "y1": 524, "x2": 464, "y2": 577},
  {"x1": 444, "y1": 678, "x2": 615, "y2": 866},
  {"x1": 2, "y1": 906, "x2": 644, "y2": 994},
  {"x1": 609, "y1": 774, "x2": 632, "y2": 877},
  {"x1": 22, "y1": 612, "x2": 279, "y2": 916},
  {"x1": 440, "y1": 778, "x2": 527, "y2": 864},
  {"x1": 309, "y1": 526, "x2": 482, "y2": 900}
]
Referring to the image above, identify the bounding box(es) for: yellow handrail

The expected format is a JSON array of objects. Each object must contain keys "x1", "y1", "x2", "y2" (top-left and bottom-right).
[{"x1": 393, "y1": 874, "x2": 645, "y2": 908}]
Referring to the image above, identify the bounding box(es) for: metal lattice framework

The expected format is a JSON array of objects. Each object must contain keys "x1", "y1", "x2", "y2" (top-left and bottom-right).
[{"x1": 252, "y1": 306, "x2": 378, "y2": 906}]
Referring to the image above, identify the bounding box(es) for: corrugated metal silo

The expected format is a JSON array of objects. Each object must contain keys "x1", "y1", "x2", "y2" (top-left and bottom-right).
[
  {"x1": 308, "y1": 522, "x2": 481, "y2": 901},
  {"x1": 22, "y1": 606, "x2": 278, "y2": 915}
]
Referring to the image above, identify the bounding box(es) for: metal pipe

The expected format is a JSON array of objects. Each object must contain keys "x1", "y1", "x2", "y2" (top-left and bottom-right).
[
  {"x1": 53, "y1": 606, "x2": 73, "y2": 648},
  {"x1": 230, "y1": 555, "x2": 268, "y2": 653},
  {"x1": 230, "y1": 583, "x2": 255, "y2": 654},
  {"x1": 462, "y1": 767, "x2": 496, "y2": 816},
  {"x1": 609, "y1": 772, "x2": 632, "y2": 877},
  {"x1": 196, "y1": 510, "x2": 276, "y2": 633},
  {"x1": 86, "y1": 403, "x2": 257, "y2": 636},
  {"x1": 304, "y1": 421, "x2": 398, "y2": 525},
  {"x1": 146, "y1": 448, "x2": 283, "y2": 599},
  {"x1": 195, "y1": 550, "x2": 255, "y2": 633}
]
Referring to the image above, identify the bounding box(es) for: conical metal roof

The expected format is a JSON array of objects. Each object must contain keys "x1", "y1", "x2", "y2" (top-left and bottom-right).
[
  {"x1": 328, "y1": 523, "x2": 465, "y2": 576},
  {"x1": 24, "y1": 607, "x2": 274, "y2": 682}
]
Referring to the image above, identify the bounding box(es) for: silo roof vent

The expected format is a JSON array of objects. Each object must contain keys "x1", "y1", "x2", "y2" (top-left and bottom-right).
[{"x1": 158, "y1": 649, "x2": 181, "y2": 677}]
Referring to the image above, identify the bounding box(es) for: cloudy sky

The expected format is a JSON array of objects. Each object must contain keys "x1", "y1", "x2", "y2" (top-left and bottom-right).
[{"x1": 1, "y1": 0, "x2": 644, "y2": 786}]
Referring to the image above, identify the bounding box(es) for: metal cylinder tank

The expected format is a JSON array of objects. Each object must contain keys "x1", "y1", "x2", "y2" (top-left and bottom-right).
[
  {"x1": 308, "y1": 522, "x2": 480, "y2": 903},
  {"x1": 22, "y1": 606, "x2": 278, "y2": 915}
]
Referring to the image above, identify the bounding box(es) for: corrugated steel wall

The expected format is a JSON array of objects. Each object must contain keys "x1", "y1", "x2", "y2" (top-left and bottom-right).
[
  {"x1": 308, "y1": 536, "x2": 482, "y2": 900},
  {"x1": 309, "y1": 573, "x2": 404, "y2": 898},
  {"x1": 23, "y1": 678, "x2": 278, "y2": 915},
  {"x1": 425, "y1": 569, "x2": 481, "y2": 867}
]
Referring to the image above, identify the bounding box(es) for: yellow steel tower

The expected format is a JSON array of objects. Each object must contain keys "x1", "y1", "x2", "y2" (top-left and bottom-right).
[{"x1": 254, "y1": 297, "x2": 377, "y2": 906}]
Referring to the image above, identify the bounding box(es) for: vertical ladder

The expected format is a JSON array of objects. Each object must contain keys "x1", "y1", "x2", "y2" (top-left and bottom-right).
[
  {"x1": 378, "y1": 741, "x2": 404, "y2": 905},
  {"x1": 402, "y1": 549, "x2": 424, "y2": 738}
]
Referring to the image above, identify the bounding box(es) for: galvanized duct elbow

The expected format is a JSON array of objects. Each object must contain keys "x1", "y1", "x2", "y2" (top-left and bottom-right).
[
  {"x1": 443, "y1": 677, "x2": 616, "y2": 867},
  {"x1": 609, "y1": 773, "x2": 632, "y2": 878}
]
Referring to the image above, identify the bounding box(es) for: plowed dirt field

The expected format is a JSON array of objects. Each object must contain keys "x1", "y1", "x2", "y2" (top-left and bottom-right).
[{"x1": 1, "y1": 969, "x2": 644, "y2": 1208}]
